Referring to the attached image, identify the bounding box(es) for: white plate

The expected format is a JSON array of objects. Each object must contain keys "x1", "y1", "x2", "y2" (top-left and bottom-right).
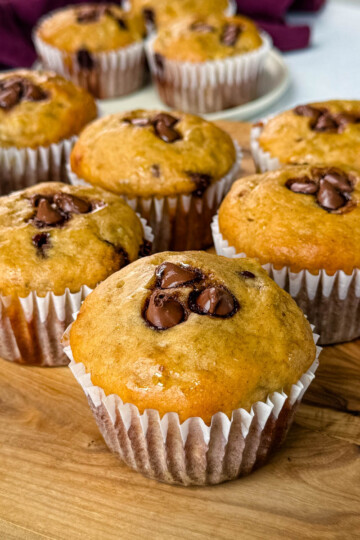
[{"x1": 99, "y1": 49, "x2": 290, "y2": 121}]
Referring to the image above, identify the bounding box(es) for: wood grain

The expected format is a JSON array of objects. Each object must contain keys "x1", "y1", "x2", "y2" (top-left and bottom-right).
[{"x1": 0, "y1": 121, "x2": 359, "y2": 540}]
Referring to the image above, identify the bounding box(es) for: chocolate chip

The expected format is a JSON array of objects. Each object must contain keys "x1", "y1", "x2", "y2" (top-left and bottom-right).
[
  {"x1": 53, "y1": 193, "x2": 91, "y2": 214},
  {"x1": 22, "y1": 82, "x2": 48, "y2": 102},
  {"x1": 312, "y1": 112, "x2": 339, "y2": 133},
  {"x1": 294, "y1": 105, "x2": 322, "y2": 118},
  {"x1": 76, "y1": 48, "x2": 94, "y2": 70},
  {"x1": 153, "y1": 113, "x2": 178, "y2": 127},
  {"x1": 154, "y1": 120, "x2": 181, "y2": 143},
  {"x1": 286, "y1": 176, "x2": 318, "y2": 194},
  {"x1": 143, "y1": 7, "x2": 155, "y2": 26},
  {"x1": 138, "y1": 239, "x2": 152, "y2": 257},
  {"x1": 322, "y1": 170, "x2": 353, "y2": 192},
  {"x1": 32, "y1": 232, "x2": 51, "y2": 257},
  {"x1": 0, "y1": 79, "x2": 22, "y2": 110},
  {"x1": 317, "y1": 179, "x2": 347, "y2": 211},
  {"x1": 186, "y1": 172, "x2": 212, "y2": 197},
  {"x1": 145, "y1": 291, "x2": 185, "y2": 330},
  {"x1": 239, "y1": 270, "x2": 255, "y2": 279},
  {"x1": 336, "y1": 112, "x2": 360, "y2": 130},
  {"x1": 35, "y1": 199, "x2": 64, "y2": 226},
  {"x1": 116, "y1": 18, "x2": 127, "y2": 30},
  {"x1": 157, "y1": 262, "x2": 200, "y2": 288},
  {"x1": 190, "y1": 21, "x2": 215, "y2": 33},
  {"x1": 76, "y1": 6, "x2": 103, "y2": 23},
  {"x1": 150, "y1": 164, "x2": 160, "y2": 177},
  {"x1": 191, "y1": 287, "x2": 238, "y2": 317},
  {"x1": 221, "y1": 24, "x2": 241, "y2": 46}
]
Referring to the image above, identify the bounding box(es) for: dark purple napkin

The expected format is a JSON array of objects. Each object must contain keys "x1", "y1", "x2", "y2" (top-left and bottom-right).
[{"x1": 236, "y1": 0, "x2": 326, "y2": 51}]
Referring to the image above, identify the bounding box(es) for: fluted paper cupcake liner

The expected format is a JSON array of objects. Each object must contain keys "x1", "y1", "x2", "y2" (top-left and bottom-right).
[
  {"x1": 63, "y1": 324, "x2": 320, "y2": 486},
  {"x1": 68, "y1": 140, "x2": 242, "y2": 252},
  {"x1": 33, "y1": 31, "x2": 146, "y2": 99},
  {"x1": 0, "y1": 136, "x2": 77, "y2": 196},
  {"x1": 250, "y1": 117, "x2": 282, "y2": 172},
  {"x1": 145, "y1": 32, "x2": 271, "y2": 114},
  {"x1": 212, "y1": 215, "x2": 360, "y2": 344},
  {"x1": 0, "y1": 216, "x2": 153, "y2": 366}
]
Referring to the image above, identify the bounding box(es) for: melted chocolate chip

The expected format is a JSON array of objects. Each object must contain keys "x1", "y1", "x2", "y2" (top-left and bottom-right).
[
  {"x1": 312, "y1": 111, "x2": 339, "y2": 133},
  {"x1": 0, "y1": 77, "x2": 48, "y2": 110},
  {"x1": 154, "y1": 120, "x2": 181, "y2": 143},
  {"x1": 153, "y1": 112, "x2": 178, "y2": 127},
  {"x1": 76, "y1": 6, "x2": 104, "y2": 23},
  {"x1": 32, "y1": 232, "x2": 51, "y2": 257},
  {"x1": 138, "y1": 239, "x2": 152, "y2": 257},
  {"x1": 22, "y1": 81, "x2": 48, "y2": 102},
  {"x1": 190, "y1": 287, "x2": 238, "y2": 317},
  {"x1": 145, "y1": 291, "x2": 185, "y2": 330},
  {"x1": 186, "y1": 172, "x2": 212, "y2": 197},
  {"x1": 317, "y1": 179, "x2": 347, "y2": 211},
  {"x1": 77, "y1": 48, "x2": 94, "y2": 70},
  {"x1": 190, "y1": 21, "x2": 215, "y2": 33},
  {"x1": 53, "y1": 193, "x2": 91, "y2": 214},
  {"x1": 294, "y1": 104, "x2": 360, "y2": 134},
  {"x1": 35, "y1": 199, "x2": 64, "y2": 227},
  {"x1": 157, "y1": 262, "x2": 200, "y2": 288},
  {"x1": 285, "y1": 176, "x2": 318, "y2": 194},
  {"x1": 294, "y1": 104, "x2": 322, "y2": 118},
  {"x1": 221, "y1": 24, "x2": 241, "y2": 46},
  {"x1": 239, "y1": 270, "x2": 255, "y2": 279},
  {"x1": 322, "y1": 170, "x2": 352, "y2": 192},
  {"x1": 150, "y1": 164, "x2": 160, "y2": 177}
]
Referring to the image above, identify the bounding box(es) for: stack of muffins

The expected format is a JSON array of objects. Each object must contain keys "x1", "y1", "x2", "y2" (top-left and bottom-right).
[
  {"x1": 33, "y1": 1, "x2": 271, "y2": 112},
  {"x1": 5, "y1": 2, "x2": 359, "y2": 489}
]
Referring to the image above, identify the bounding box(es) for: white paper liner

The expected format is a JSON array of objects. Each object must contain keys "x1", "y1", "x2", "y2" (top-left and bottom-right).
[
  {"x1": 33, "y1": 31, "x2": 146, "y2": 99},
  {"x1": 64, "y1": 321, "x2": 320, "y2": 486},
  {"x1": 0, "y1": 136, "x2": 77, "y2": 196},
  {"x1": 145, "y1": 31, "x2": 272, "y2": 114},
  {"x1": 67, "y1": 139, "x2": 242, "y2": 252},
  {"x1": 0, "y1": 216, "x2": 153, "y2": 366},
  {"x1": 212, "y1": 215, "x2": 360, "y2": 344},
  {"x1": 250, "y1": 116, "x2": 283, "y2": 173}
]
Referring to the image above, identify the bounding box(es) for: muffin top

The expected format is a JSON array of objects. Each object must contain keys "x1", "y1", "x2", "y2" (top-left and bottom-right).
[
  {"x1": 69, "y1": 251, "x2": 316, "y2": 424},
  {"x1": 0, "y1": 182, "x2": 148, "y2": 297},
  {"x1": 70, "y1": 110, "x2": 237, "y2": 197},
  {"x1": 152, "y1": 14, "x2": 263, "y2": 62},
  {"x1": 0, "y1": 70, "x2": 97, "y2": 149},
  {"x1": 218, "y1": 165, "x2": 360, "y2": 274},
  {"x1": 257, "y1": 100, "x2": 360, "y2": 169},
  {"x1": 132, "y1": 0, "x2": 231, "y2": 30},
  {"x1": 36, "y1": 4, "x2": 146, "y2": 53}
]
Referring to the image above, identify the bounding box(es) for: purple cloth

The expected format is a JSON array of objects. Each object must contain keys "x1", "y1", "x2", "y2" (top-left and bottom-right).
[
  {"x1": 236, "y1": 0, "x2": 326, "y2": 51},
  {"x1": 0, "y1": 0, "x2": 325, "y2": 69}
]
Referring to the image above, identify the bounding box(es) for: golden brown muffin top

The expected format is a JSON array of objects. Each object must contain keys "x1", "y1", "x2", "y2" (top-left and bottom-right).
[
  {"x1": 0, "y1": 182, "x2": 148, "y2": 297},
  {"x1": 69, "y1": 251, "x2": 316, "y2": 424},
  {"x1": 218, "y1": 165, "x2": 360, "y2": 275},
  {"x1": 70, "y1": 110, "x2": 237, "y2": 197},
  {"x1": 0, "y1": 70, "x2": 97, "y2": 149},
  {"x1": 36, "y1": 3, "x2": 146, "y2": 53},
  {"x1": 132, "y1": 0, "x2": 231, "y2": 29},
  {"x1": 152, "y1": 14, "x2": 263, "y2": 62},
  {"x1": 258, "y1": 100, "x2": 360, "y2": 169}
]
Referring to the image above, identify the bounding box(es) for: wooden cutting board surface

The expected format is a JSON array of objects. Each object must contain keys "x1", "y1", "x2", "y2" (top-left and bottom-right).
[{"x1": 0, "y1": 121, "x2": 359, "y2": 540}]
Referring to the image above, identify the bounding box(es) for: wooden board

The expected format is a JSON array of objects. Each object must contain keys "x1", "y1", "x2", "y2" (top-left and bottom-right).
[{"x1": 0, "y1": 122, "x2": 359, "y2": 540}]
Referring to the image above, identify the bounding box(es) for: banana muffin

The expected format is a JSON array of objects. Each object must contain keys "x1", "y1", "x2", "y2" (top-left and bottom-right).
[
  {"x1": 214, "y1": 165, "x2": 360, "y2": 343},
  {"x1": 69, "y1": 109, "x2": 240, "y2": 251},
  {"x1": 251, "y1": 100, "x2": 360, "y2": 172},
  {"x1": 146, "y1": 14, "x2": 270, "y2": 113},
  {"x1": 34, "y1": 4, "x2": 146, "y2": 98},
  {"x1": 65, "y1": 251, "x2": 318, "y2": 485},
  {"x1": 0, "y1": 69, "x2": 97, "y2": 193},
  {"x1": 0, "y1": 181, "x2": 151, "y2": 366}
]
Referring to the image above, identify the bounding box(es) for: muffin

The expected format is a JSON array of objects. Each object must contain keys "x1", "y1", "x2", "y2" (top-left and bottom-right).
[
  {"x1": 146, "y1": 14, "x2": 271, "y2": 113},
  {"x1": 0, "y1": 69, "x2": 97, "y2": 194},
  {"x1": 69, "y1": 109, "x2": 241, "y2": 251},
  {"x1": 131, "y1": 0, "x2": 235, "y2": 31},
  {"x1": 64, "y1": 251, "x2": 319, "y2": 486},
  {"x1": 251, "y1": 100, "x2": 360, "y2": 172},
  {"x1": 34, "y1": 4, "x2": 146, "y2": 99},
  {"x1": 0, "y1": 182, "x2": 152, "y2": 366},
  {"x1": 213, "y1": 165, "x2": 360, "y2": 344}
]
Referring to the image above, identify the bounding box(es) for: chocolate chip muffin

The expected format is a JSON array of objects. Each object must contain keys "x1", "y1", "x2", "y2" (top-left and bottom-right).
[
  {"x1": 146, "y1": 14, "x2": 271, "y2": 113},
  {"x1": 251, "y1": 100, "x2": 360, "y2": 172},
  {"x1": 69, "y1": 109, "x2": 240, "y2": 251},
  {"x1": 0, "y1": 182, "x2": 151, "y2": 366},
  {"x1": 214, "y1": 165, "x2": 360, "y2": 344},
  {"x1": 0, "y1": 69, "x2": 97, "y2": 194},
  {"x1": 34, "y1": 4, "x2": 146, "y2": 98},
  {"x1": 132, "y1": 0, "x2": 234, "y2": 31},
  {"x1": 65, "y1": 251, "x2": 318, "y2": 485}
]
